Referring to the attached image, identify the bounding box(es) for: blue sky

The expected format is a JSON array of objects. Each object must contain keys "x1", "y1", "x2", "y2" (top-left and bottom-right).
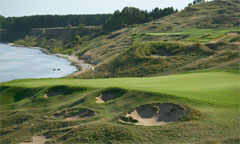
[{"x1": 1, "y1": 0, "x2": 212, "y2": 17}]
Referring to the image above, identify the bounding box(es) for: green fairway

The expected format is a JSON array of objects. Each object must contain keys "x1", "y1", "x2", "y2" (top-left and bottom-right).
[{"x1": 2, "y1": 72, "x2": 239, "y2": 106}]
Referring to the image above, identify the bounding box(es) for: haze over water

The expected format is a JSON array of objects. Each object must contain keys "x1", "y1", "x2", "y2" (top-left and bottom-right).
[{"x1": 0, "y1": 43, "x2": 77, "y2": 83}]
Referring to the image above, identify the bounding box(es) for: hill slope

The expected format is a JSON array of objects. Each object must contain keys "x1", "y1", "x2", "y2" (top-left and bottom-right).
[
  {"x1": 139, "y1": 0, "x2": 240, "y2": 32},
  {"x1": 3, "y1": 0, "x2": 239, "y2": 78},
  {"x1": 77, "y1": 0, "x2": 240, "y2": 78},
  {"x1": 9, "y1": 0, "x2": 240, "y2": 78}
]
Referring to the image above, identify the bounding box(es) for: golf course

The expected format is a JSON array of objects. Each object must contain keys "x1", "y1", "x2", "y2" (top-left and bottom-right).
[{"x1": 0, "y1": 0, "x2": 240, "y2": 143}]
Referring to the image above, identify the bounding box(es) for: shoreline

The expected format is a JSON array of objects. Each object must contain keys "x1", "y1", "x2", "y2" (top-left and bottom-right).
[{"x1": 7, "y1": 43, "x2": 93, "y2": 77}]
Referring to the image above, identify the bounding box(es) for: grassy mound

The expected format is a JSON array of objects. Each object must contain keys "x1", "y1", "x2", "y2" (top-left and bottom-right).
[
  {"x1": 53, "y1": 108, "x2": 95, "y2": 120},
  {"x1": 80, "y1": 39, "x2": 239, "y2": 78},
  {"x1": 0, "y1": 72, "x2": 239, "y2": 143},
  {"x1": 0, "y1": 85, "x2": 88, "y2": 109},
  {"x1": 0, "y1": 86, "x2": 43, "y2": 105},
  {"x1": 45, "y1": 86, "x2": 87, "y2": 98}
]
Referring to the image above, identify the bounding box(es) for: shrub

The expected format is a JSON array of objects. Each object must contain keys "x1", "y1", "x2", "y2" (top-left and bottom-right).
[
  {"x1": 41, "y1": 29, "x2": 46, "y2": 35},
  {"x1": 78, "y1": 24, "x2": 86, "y2": 30},
  {"x1": 39, "y1": 38, "x2": 47, "y2": 47},
  {"x1": 65, "y1": 24, "x2": 73, "y2": 28},
  {"x1": 15, "y1": 39, "x2": 26, "y2": 45},
  {"x1": 74, "y1": 35, "x2": 81, "y2": 44}
]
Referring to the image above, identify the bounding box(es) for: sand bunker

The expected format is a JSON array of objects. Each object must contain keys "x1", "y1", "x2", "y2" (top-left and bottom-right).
[
  {"x1": 96, "y1": 94, "x2": 118, "y2": 103},
  {"x1": 54, "y1": 108, "x2": 94, "y2": 121},
  {"x1": 121, "y1": 103, "x2": 184, "y2": 126},
  {"x1": 96, "y1": 88, "x2": 127, "y2": 103},
  {"x1": 20, "y1": 136, "x2": 47, "y2": 144},
  {"x1": 44, "y1": 91, "x2": 61, "y2": 98}
]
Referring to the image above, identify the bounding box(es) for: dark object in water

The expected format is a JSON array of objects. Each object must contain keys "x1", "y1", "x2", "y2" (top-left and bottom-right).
[
  {"x1": 57, "y1": 69, "x2": 60, "y2": 71},
  {"x1": 53, "y1": 69, "x2": 56, "y2": 71}
]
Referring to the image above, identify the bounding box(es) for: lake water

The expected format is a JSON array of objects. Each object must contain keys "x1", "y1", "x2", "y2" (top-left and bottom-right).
[{"x1": 0, "y1": 43, "x2": 77, "y2": 83}]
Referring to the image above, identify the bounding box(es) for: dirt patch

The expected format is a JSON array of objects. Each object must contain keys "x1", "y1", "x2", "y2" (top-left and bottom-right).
[
  {"x1": 54, "y1": 108, "x2": 94, "y2": 121},
  {"x1": 120, "y1": 103, "x2": 184, "y2": 126},
  {"x1": 20, "y1": 136, "x2": 47, "y2": 144}
]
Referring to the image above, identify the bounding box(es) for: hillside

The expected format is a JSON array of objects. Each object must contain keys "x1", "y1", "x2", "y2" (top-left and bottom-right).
[
  {"x1": 2, "y1": 0, "x2": 239, "y2": 78},
  {"x1": 78, "y1": 0, "x2": 240, "y2": 78},
  {"x1": 139, "y1": 0, "x2": 240, "y2": 32}
]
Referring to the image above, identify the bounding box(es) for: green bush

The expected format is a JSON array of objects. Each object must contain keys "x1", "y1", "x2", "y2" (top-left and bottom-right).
[
  {"x1": 38, "y1": 38, "x2": 47, "y2": 47},
  {"x1": 41, "y1": 29, "x2": 46, "y2": 35},
  {"x1": 65, "y1": 24, "x2": 73, "y2": 28},
  {"x1": 74, "y1": 35, "x2": 81, "y2": 44},
  {"x1": 15, "y1": 39, "x2": 26, "y2": 45},
  {"x1": 78, "y1": 24, "x2": 86, "y2": 30}
]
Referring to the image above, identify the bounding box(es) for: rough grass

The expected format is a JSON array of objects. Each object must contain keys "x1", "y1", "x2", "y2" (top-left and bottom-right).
[
  {"x1": 137, "y1": 28, "x2": 240, "y2": 42},
  {"x1": 78, "y1": 38, "x2": 239, "y2": 78},
  {"x1": 8, "y1": 0, "x2": 240, "y2": 74},
  {"x1": 0, "y1": 71, "x2": 239, "y2": 143}
]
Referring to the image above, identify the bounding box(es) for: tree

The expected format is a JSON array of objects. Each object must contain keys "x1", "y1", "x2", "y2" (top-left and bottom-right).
[
  {"x1": 2, "y1": 14, "x2": 111, "y2": 31},
  {"x1": 103, "y1": 6, "x2": 177, "y2": 31},
  {"x1": 121, "y1": 7, "x2": 145, "y2": 25},
  {"x1": 188, "y1": 3, "x2": 193, "y2": 7},
  {"x1": 193, "y1": 0, "x2": 205, "y2": 5}
]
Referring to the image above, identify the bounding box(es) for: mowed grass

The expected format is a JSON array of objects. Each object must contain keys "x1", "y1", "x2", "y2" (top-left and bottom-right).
[
  {"x1": 136, "y1": 28, "x2": 240, "y2": 42},
  {"x1": 2, "y1": 71, "x2": 239, "y2": 106}
]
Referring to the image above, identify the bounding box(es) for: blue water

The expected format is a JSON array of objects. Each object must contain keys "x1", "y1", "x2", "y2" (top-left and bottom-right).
[{"x1": 0, "y1": 43, "x2": 77, "y2": 83}]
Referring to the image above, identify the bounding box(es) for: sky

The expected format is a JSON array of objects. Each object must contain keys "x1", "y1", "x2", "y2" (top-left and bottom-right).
[{"x1": 0, "y1": 0, "x2": 212, "y2": 17}]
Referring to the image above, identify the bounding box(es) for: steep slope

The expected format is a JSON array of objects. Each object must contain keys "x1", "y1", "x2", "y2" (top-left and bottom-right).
[
  {"x1": 81, "y1": 0, "x2": 240, "y2": 59},
  {"x1": 79, "y1": 38, "x2": 239, "y2": 78},
  {"x1": 139, "y1": 0, "x2": 240, "y2": 32},
  {"x1": 77, "y1": 0, "x2": 240, "y2": 78}
]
